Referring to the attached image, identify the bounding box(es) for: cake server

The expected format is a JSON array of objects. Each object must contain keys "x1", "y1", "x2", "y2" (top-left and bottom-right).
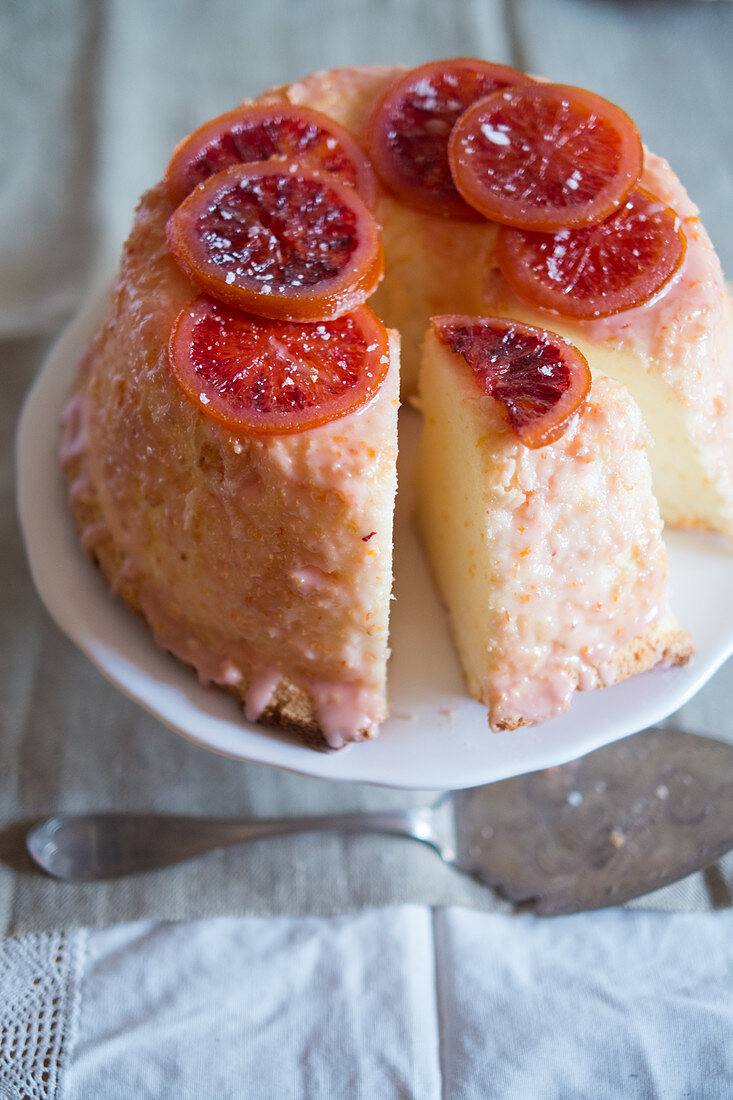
[{"x1": 26, "y1": 725, "x2": 733, "y2": 914}]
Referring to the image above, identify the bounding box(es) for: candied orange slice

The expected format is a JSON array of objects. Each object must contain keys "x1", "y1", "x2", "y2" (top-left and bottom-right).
[
  {"x1": 365, "y1": 57, "x2": 530, "y2": 219},
  {"x1": 496, "y1": 188, "x2": 686, "y2": 319},
  {"x1": 166, "y1": 162, "x2": 383, "y2": 322},
  {"x1": 432, "y1": 314, "x2": 591, "y2": 448},
  {"x1": 165, "y1": 103, "x2": 377, "y2": 208},
  {"x1": 168, "y1": 296, "x2": 391, "y2": 435},
  {"x1": 449, "y1": 84, "x2": 643, "y2": 230}
]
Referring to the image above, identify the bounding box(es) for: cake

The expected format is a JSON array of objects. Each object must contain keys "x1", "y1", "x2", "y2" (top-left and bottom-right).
[
  {"x1": 61, "y1": 58, "x2": 727, "y2": 748},
  {"x1": 484, "y1": 154, "x2": 733, "y2": 540},
  {"x1": 417, "y1": 318, "x2": 692, "y2": 731},
  {"x1": 274, "y1": 66, "x2": 733, "y2": 539},
  {"x1": 61, "y1": 184, "x2": 400, "y2": 751},
  {"x1": 259, "y1": 65, "x2": 497, "y2": 396}
]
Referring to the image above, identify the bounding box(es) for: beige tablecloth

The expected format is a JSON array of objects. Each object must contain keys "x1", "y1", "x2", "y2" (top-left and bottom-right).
[{"x1": 2, "y1": 0, "x2": 733, "y2": 937}]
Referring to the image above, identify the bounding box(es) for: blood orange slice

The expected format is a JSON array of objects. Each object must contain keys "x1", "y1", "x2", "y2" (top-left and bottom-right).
[
  {"x1": 432, "y1": 314, "x2": 591, "y2": 448},
  {"x1": 449, "y1": 84, "x2": 643, "y2": 230},
  {"x1": 168, "y1": 296, "x2": 391, "y2": 435},
  {"x1": 496, "y1": 188, "x2": 686, "y2": 319},
  {"x1": 166, "y1": 161, "x2": 383, "y2": 322},
  {"x1": 365, "y1": 57, "x2": 530, "y2": 219},
  {"x1": 165, "y1": 103, "x2": 377, "y2": 208}
]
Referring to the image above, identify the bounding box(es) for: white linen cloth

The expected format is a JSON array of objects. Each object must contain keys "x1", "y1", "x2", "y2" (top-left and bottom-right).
[
  {"x1": 2, "y1": 906, "x2": 733, "y2": 1099},
  {"x1": 2, "y1": 1, "x2": 733, "y2": 1095}
]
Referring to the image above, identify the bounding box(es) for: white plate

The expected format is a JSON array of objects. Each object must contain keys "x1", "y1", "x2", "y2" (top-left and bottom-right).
[{"x1": 16, "y1": 290, "x2": 733, "y2": 789}]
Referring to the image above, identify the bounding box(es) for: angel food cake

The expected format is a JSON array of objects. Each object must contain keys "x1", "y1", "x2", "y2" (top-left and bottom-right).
[
  {"x1": 418, "y1": 318, "x2": 691, "y2": 731},
  {"x1": 277, "y1": 64, "x2": 733, "y2": 538},
  {"x1": 62, "y1": 185, "x2": 399, "y2": 751},
  {"x1": 62, "y1": 57, "x2": 730, "y2": 748}
]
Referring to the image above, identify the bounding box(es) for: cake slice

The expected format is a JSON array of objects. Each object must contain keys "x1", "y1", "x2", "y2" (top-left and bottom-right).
[
  {"x1": 417, "y1": 317, "x2": 692, "y2": 731},
  {"x1": 62, "y1": 183, "x2": 400, "y2": 750}
]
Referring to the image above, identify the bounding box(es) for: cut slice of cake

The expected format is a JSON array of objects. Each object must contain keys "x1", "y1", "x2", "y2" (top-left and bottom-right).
[
  {"x1": 417, "y1": 317, "x2": 692, "y2": 731},
  {"x1": 62, "y1": 183, "x2": 400, "y2": 751}
]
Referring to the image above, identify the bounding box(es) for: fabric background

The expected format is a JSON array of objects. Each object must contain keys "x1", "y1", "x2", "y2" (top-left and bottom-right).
[
  {"x1": 6, "y1": 907, "x2": 728, "y2": 1100},
  {"x1": 3, "y1": 0, "x2": 733, "y2": 938}
]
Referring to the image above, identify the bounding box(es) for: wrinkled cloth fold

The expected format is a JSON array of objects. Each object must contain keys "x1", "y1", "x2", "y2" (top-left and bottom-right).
[{"x1": 3, "y1": 907, "x2": 733, "y2": 1099}]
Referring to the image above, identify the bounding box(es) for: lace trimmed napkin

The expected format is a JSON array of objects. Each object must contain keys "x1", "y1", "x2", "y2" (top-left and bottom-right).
[
  {"x1": 3, "y1": 909, "x2": 733, "y2": 1099},
  {"x1": 0, "y1": 931, "x2": 85, "y2": 1100}
]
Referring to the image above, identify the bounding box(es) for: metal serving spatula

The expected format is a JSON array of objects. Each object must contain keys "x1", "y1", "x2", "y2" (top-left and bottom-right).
[{"x1": 26, "y1": 726, "x2": 733, "y2": 914}]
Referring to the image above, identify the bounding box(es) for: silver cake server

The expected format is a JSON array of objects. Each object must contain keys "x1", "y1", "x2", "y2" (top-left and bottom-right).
[{"x1": 26, "y1": 726, "x2": 733, "y2": 914}]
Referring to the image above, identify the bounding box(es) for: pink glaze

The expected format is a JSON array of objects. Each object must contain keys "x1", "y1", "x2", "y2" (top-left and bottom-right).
[
  {"x1": 68, "y1": 473, "x2": 92, "y2": 503},
  {"x1": 69, "y1": 181, "x2": 399, "y2": 748},
  {"x1": 244, "y1": 667, "x2": 279, "y2": 721},
  {"x1": 481, "y1": 150, "x2": 733, "y2": 523},
  {"x1": 110, "y1": 556, "x2": 140, "y2": 596},
  {"x1": 485, "y1": 377, "x2": 670, "y2": 729},
  {"x1": 420, "y1": 335, "x2": 677, "y2": 731},
  {"x1": 138, "y1": 586, "x2": 253, "y2": 689},
  {"x1": 66, "y1": 67, "x2": 706, "y2": 745},
  {"x1": 277, "y1": 67, "x2": 733, "y2": 441},
  {"x1": 59, "y1": 390, "x2": 88, "y2": 465},
  {"x1": 80, "y1": 521, "x2": 108, "y2": 555},
  {"x1": 307, "y1": 680, "x2": 379, "y2": 748},
  {"x1": 289, "y1": 566, "x2": 333, "y2": 594},
  {"x1": 482, "y1": 151, "x2": 732, "y2": 375},
  {"x1": 587, "y1": 154, "x2": 733, "y2": 502},
  {"x1": 584, "y1": 153, "x2": 730, "y2": 360}
]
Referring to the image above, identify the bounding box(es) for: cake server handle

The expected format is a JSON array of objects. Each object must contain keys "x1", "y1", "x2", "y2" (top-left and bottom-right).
[{"x1": 26, "y1": 808, "x2": 441, "y2": 881}]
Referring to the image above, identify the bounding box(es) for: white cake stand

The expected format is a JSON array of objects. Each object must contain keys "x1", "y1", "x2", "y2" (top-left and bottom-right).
[{"x1": 16, "y1": 290, "x2": 733, "y2": 789}]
